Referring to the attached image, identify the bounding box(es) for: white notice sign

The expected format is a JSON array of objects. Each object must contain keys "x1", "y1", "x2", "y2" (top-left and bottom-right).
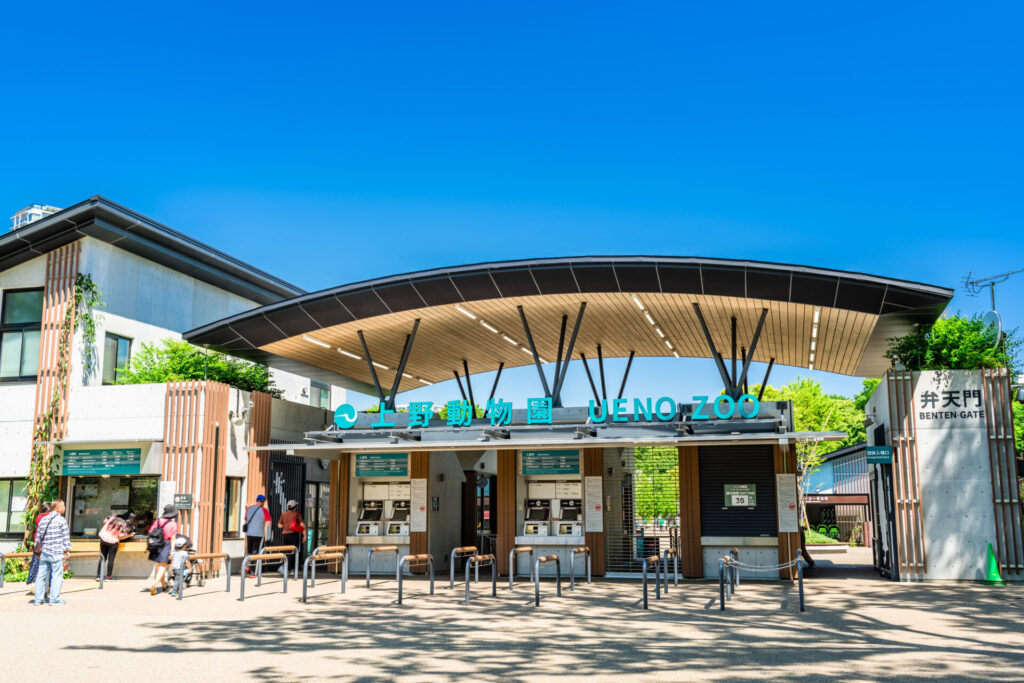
[
  {"x1": 159, "y1": 481, "x2": 176, "y2": 512},
  {"x1": 584, "y1": 475, "x2": 603, "y2": 532},
  {"x1": 410, "y1": 478, "x2": 427, "y2": 532},
  {"x1": 776, "y1": 473, "x2": 799, "y2": 533},
  {"x1": 556, "y1": 481, "x2": 582, "y2": 499}
]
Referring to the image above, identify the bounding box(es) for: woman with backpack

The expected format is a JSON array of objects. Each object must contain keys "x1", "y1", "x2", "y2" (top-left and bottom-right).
[{"x1": 147, "y1": 504, "x2": 178, "y2": 595}]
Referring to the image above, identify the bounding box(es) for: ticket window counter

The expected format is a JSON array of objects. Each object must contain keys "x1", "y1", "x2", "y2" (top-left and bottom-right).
[
  {"x1": 68, "y1": 475, "x2": 159, "y2": 540},
  {"x1": 514, "y1": 449, "x2": 586, "y2": 577},
  {"x1": 346, "y1": 452, "x2": 413, "y2": 575}
]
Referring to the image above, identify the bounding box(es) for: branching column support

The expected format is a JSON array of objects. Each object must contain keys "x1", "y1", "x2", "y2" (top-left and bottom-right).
[{"x1": 692, "y1": 303, "x2": 769, "y2": 399}]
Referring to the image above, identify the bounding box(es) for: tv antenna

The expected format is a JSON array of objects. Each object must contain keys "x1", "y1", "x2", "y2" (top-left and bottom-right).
[{"x1": 963, "y1": 267, "x2": 1024, "y2": 348}]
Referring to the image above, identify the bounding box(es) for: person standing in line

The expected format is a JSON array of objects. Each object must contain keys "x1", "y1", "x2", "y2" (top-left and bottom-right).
[
  {"x1": 277, "y1": 500, "x2": 306, "y2": 573},
  {"x1": 33, "y1": 499, "x2": 71, "y2": 606},
  {"x1": 34, "y1": 503, "x2": 50, "y2": 531},
  {"x1": 147, "y1": 505, "x2": 178, "y2": 595},
  {"x1": 97, "y1": 512, "x2": 136, "y2": 581},
  {"x1": 243, "y1": 494, "x2": 271, "y2": 577}
]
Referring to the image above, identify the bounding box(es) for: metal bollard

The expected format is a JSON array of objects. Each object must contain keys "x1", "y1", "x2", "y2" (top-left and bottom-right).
[
  {"x1": 569, "y1": 547, "x2": 591, "y2": 591},
  {"x1": 731, "y1": 548, "x2": 739, "y2": 590},
  {"x1": 449, "y1": 546, "x2": 477, "y2": 589},
  {"x1": 797, "y1": 550, "x2": 805, "y2": 612},
  {"x1": 533, "y1": 555, "x2": 561, "y2": 607},
  {"x1": 464, "y1": 555, "x2": 497, "y2": 606},
  {"x1": 642, "y1": 556, "x2": 660, "y2": 609},
  {"x1": 718, "y1": 558, "x2": 726, "y2": 610},
  {"x1": 366, "y1": 546, "x2": 399, "y2": 589},
  {"x1": 397, "y1": 554, "x2": 434, "y2": 605}
]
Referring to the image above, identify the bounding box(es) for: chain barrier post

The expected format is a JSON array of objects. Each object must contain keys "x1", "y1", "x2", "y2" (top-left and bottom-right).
[
  {"x1": 731, "y1": 548, "x2": 739, "y2": 590},
  {"x1": 718, "y1": 558, "x2": 726, "y2": 610},
  {"x1": 797, "y1": 549, "x2": 805, "y2": 612}
]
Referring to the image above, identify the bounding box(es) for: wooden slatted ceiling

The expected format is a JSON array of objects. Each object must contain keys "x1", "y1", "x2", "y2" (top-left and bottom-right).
[{"x1": 261, "y1": 293, "x2": 878, "y2": 394}]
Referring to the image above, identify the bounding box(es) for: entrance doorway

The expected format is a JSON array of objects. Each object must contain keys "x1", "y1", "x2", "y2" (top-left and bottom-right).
[
  {"x1": 304, "y1": 481, "x2": 330, "y2": 554},
  {"x1": 462, "y1": 470, "x2": 498, "y2": 556}
]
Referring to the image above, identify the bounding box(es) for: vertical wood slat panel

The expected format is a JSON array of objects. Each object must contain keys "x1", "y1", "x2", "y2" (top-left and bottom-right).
[
  {"x1": 677, "y1": 446, "x2": 703, "y2": 578},
  {"x1": 887, "y1": 373, "x2": 909, "y2": 574},
  {"x1": 997, "y1": 368, "x2": 1023, "y2": 573},
  {"x1": 197, "y1": 382, "x2": 229, "y2": 559},
  {"x1": 324, "y1": 453, "x2": 350, "y2": 572},
  {"x1": 247, "y1": 392, "x2": 272, "y2": 499},
  {"x1": 984, "y1": 368, "x2": 1023, "y2": 575},
  {"x1": 496, "y1": 449, "x2": 516, "y2": 574},
  {"x1": 982, "y1": 369, "x2": 1007, "y2": 571},
  {"x1": 774, "y1": 444, "x2": 799, "y2": 580},
  {"x1": 887, "y1": 371, "x2": 927, "y2": 576},
  {"x1": 409, "y1": 452, "x2": 429, "y2": 573},
  {"x1": 582, "y1": 448, "x2": 605, "y2": 576}
]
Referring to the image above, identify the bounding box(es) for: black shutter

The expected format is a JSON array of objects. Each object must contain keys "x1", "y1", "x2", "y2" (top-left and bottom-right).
[
  {"x1": 698, "y1": 445, "x2": 777, "y2": 537},
  {"x1": 268, "y1": 453, "x2": 306, "y2": 546}
]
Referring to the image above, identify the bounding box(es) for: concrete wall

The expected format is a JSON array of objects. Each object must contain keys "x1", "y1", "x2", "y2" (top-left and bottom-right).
[
  {"x1": 866, "y1": 370, "x2": 1002, "y2": 581},
  {"x1": 0, "y1": 385, "x2": 36, "y2": 477},
  {"x1": 429, "y1": 452, "x2": 466, "y2": 571}
]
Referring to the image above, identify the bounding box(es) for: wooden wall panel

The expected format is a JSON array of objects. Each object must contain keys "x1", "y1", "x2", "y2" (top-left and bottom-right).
[
  {"x1": 246, "y1": 391, "x2": 272, "y2": 499},
  {"x1": 162, "y1": 381, "x2": 202, "y2": 539},
  {"x1": 197, "y1": 382, "x2": 229, "y2": 559},
  {"x1": 983, "y1": 368, "x2": 1024, "y2": 577},
  {"x1": 409, "y1": 452, "x2": 429, "y2": 572},
  {"x1": 326, "y1": 453, "x2": 349, "y2": 572},
  {"x1": 582, "y1": 448, "x2": 605, "y2": 576},
  {"x1": 677, "y1": 446, "x2": 703, "y2": 578},
  {"x1": 887, "y1": 371, "x2": 927, "y2": 576},
  {"x1": 30, "y1": 243, "x2": 80, "y2": 531},
  {"x1": 496, "y1": 449, "x2": 516, "y2": 574},
  {"x1": 774, "y1": 443, "x2": 800, "y2": 580}
]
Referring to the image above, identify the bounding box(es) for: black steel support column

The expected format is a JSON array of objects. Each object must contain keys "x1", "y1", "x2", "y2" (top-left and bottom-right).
[
  {"x1": 580, "y1": 353, "x2": 601, "y2": 406},
  {"x1": 597, "y1": 344, "x2": 607, "y2": 401},
  {"x1": 553, "y1": 314, "x2": 568, "y2": 397},
  {"x1": 462, "y1": 359, "x2": 476, "y2": 411},
  {"x1": 730, "y1": 317, "x2": 737, "y2": 386},
  {"x1": 757, "y1": 358, "x2": 776, "y2": 401},
  {"x1": 691, "y1": 303, "x2": 734, "y2": 396},
  {"x1": 486, "y1": 363, "x2": 505, "y2": 405},
  {"x1": 617, "y1": 350, "x2": 635, "y2": 400},
  {"x1": 518, "y1": 306, "x2": 552, "y2": 398},
  {"x1": 385, "y1": 318, "x2": 420, "y2": 410},
  {"x1": 735, "y1": 308, "x2": 769, "y2": 394},
  {"x1": 357, "y1": 330, "x2": 386, "y2": 404},
  {"x1": 453, "y1": 370, "x2": 468, "y2": 401},
  {"x1": 552, "y1": 302, "x2": 587, "y2": 407}
]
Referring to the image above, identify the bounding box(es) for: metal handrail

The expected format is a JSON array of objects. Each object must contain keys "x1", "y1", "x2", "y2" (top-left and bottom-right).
[
  {"x1": 0, "y1": 552, "x2": 32, "y2": 589},
  {"x1": 302, "y1": 550, "x2": 348, "y2": 603},
  {"x1": 508, "y1": 547, "x2": 535, "y2": 591},
  {"x1": 366, "y1": 546, "x2": 399, "y2": 588},
  {"x1": 261, "y1": 544, "x2": 301, "y2": 580},
  {"x1": 397, "y1": 554, "x2": 434, "y2": 605},
  {"x1": 533, "y1": 554, "x2": 561, "y2": 607},
  {"x1": 464, "y1": 554, "x2": 496, "y2": 606},
  {"x1": 641, "y1": 554, "x2": 661, "y2": 609},
  {"x1": 448, "y1": 545, "x2": 478, "y2": 589},
  {"x1": 175, "y1": 552, "x2": 232, "y2": 600},
  {"x1": 569, "y1": 546, "x2": 591, "y2": 591},
  {"x1": 239, "y1": 553, "x2": 288, "y2": 601},
  {"x1": 309, "y1": 545, "x2": 347, "y2": 588},
  {"x1": 661, "y1": 548, "x2": 680, "y2": 594}
]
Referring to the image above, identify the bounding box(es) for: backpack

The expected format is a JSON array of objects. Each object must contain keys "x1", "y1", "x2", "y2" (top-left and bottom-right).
[{"x1": 147, "y1": 519, "x2": 168, "y2": 553}]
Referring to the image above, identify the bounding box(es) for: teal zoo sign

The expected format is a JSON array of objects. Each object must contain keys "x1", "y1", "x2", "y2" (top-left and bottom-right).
[
  {"x1": 724, "y1": 484, "x2": 756, "y2": 508},
  {"x1": 866, "y1": 445, "x2": 893, "y2": 465},
  {"x1": 355, "y1": 453, "x2": 409, "y2": 477},
  {"x1": 62, "y1": 448, "x2": 142, "y2": 476},
  {"x1": 333, "y1": 394, "x2": 761, "y2": 429},
  {"x1": 521, "y1": 450, "x2": 580, "y2": 475}
]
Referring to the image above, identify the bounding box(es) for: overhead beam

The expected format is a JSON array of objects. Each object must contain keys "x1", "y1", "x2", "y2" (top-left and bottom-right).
[
  {"x1": 579, "y1": 352, "x2": 601, "y2": 406},
  {"x1": 518, "y1": 305, "x2": 552, "y2": 398},
  {"x1": 385, "y1": 318, "x2": 420, "y2": 410},
  {"x1": 617, "y1": 350, "x2": 635, "y2": 400},
  {"x1": 597, "y1": 344, "x2": 607, "y2": 401},
  {"x1": 357, "y1": 330, "x2": 386, "y2": 404},
  {"x1": 758, "y1": 358, "x2": 776, "y2": 401},
  {"x1": 735, "y1": 308, "x2": 769, "y2": 396},
  {"x1": 462, "y1": 359, "x2": 476, "y2": 410},
  {"x1": 692, "y1": 303, "x2": 734, "y2": 396},
  {"x1": 552, "y1": 302, "x2": 587, "y2": 407}
]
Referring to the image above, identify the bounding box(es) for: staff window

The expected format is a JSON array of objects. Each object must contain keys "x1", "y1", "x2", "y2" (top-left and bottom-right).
[
  {"x1": 310, "y1": 380, "x2": 330, "y2": 410},
  {"x1": 0, "y1": 479, "x2": 29, "y2": 537},
  {"x1": 224, "y1": 477, "x2": 243, "y2": 536}
]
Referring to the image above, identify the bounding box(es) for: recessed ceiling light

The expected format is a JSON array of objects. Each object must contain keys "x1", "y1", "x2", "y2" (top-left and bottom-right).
[
  {"x1": 809, "y1": 353, "x2": 815, "y2": 362},
  {"x1": 539, "y1": 357, "x2": 548, "y2": 364},
  {"x1": 402, "y1": 372, "x2": 413, "y2": 379},
  {"x1": 502, "y1": 335, "x2": 518, "y2": 345},
  {"x1": 673, "y1": 351, "x2": 680, "y2": 359},
  {"x1": 810, "y1": 341, "x2": 816, "y2": 351},
  {"x1": 655, "y1": 327, "x2": 665, "y2": 338},
  {"x1": 664, "y1": 340, "x2": 673, "y2": 350},
  {"x1": 417, "y1": 378, "x2": 432, "y2": 385},
  {"x1": 302, "y1": 335, "x2": 331, "y2": 349},
  {"x1": 632, "y1": 295, "x2": 645, "y2": 310},
  {"x1": 480, "y1": 321, "x2": 499, "y2": 333},
  {"x1": 521, "y1": 347, "x2": 533, "y2": 356},
  {"x1": 338, "y1": 349, "x2": 362, "y2": 360},
  {"x1": 456, "y1": 305, "x2": 477, "y2": 320},
  {"x1": 644, "y1": 312, "x2": 655, "y2": 325},
  {"x1": 372, "y1": 361, "x2": 389, "y2": 370},
  {"x1": 811, "y1": 325, "x2": 818, "y2": 339},
  {"x1": 809, "y1": 363, "x2": 814, "y2": 371},
  {"x1": 813, "y1": 308, "x2": 821, "y2": 324}
]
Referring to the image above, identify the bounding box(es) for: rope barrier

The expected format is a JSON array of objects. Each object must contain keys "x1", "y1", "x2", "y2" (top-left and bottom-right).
[{"x1": 719, "y1": 550, "x2": 808, "y2": 612}]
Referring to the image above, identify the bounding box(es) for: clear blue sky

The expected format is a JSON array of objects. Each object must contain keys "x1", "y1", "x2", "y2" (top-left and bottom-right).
[{"x1": 3, "y1": 2, "x2": 1021, "y2": 408}]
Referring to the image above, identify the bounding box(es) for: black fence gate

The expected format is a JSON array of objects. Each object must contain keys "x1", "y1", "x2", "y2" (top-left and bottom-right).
[{"x1": 268, "y1": 455, "x2": 306, "y2": 547}]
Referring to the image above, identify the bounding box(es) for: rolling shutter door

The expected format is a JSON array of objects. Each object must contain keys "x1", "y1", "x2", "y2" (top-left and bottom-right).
[{"x1": 698, "y1": 445, "x2": 777, "y2": 537}]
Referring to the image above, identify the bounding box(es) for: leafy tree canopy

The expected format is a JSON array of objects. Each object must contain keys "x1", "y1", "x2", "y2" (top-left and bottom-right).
[
  {"x1": 117, "y1": 338, "x2": 282, "y2": 397},
  {"x1": 884, "y1": 313, "x2": 1020, "y2": 375}
]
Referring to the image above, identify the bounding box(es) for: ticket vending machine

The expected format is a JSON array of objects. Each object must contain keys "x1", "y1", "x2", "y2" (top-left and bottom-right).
[
  {"x1": 523, "y1": 499, "x2": 551, "y2": 536},
  {"x1": 386, "y1": 500, "x2": 410, "y2": 536},
  {"x1": 355, "y1": 500, "x2": 383, "y2": 536},
  {"x1": 555, "y1": 499, "x2": 583, "y2": 536}
]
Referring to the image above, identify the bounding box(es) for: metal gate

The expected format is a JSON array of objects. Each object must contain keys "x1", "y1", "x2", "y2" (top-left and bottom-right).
[
  {"x1": 604, "y1": 446, "x2": 680, "y2": 574},
  {"x1": 268, "y1": 455, "x2": 306, "y2": 547}
]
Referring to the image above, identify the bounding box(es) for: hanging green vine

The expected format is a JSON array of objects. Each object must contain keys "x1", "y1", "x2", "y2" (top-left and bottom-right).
[{"x1": 22, "y1": 273, "x2": 103, "y2": 546}]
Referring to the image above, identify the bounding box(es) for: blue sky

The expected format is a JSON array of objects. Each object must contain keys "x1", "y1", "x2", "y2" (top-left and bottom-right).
[{"x1": 2, "y1": 2, "x2": 1021, "y2": 408}]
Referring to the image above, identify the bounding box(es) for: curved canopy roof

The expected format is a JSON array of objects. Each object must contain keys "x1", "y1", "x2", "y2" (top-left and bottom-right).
[{"x1": 184, "y1": 256, "x2": 953, "y2": 395}]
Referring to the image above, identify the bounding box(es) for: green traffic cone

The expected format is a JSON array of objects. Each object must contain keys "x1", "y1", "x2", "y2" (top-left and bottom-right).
[{"x1": 985, "y1": 542, "x2": 1006, "y2": 585}]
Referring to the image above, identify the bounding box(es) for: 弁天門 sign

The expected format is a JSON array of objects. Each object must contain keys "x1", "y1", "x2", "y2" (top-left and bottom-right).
[
  {"x1": 724, "y1": 484, "x2": 756, "y2": 507},
  {"x1": 866, "y1": 445, "x2": 893, "y2": 464},
  {"x1": 522, "y1": 450, "x2": 580, "y2": 475},
  {"x1": 355, "y1": 453, "x2": 409, "y2": 477},
  {"x1": 62, "y1": 448, "x2": 142, "y2": 476}
]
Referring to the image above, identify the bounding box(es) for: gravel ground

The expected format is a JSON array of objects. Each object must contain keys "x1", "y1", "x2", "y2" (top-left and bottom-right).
[{"x1": 2, "y1": 557, "x2": 1022, "y2": 682}]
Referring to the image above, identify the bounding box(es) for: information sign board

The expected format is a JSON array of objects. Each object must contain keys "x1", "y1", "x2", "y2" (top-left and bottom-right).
[
  {"x1": 866, "y1": 445, "x2": 893, "y2": 464},
  {"x1": 355, "y1": 453, "x2": 408, "y2": 477},
  {"x1": 521, "y1": 450, "x2": 580, "y2": 475},
  {"x1": 173, "y1": 493, "x2": 194, "y2": 510},
  {"x1": 724, "y1": 484, "x2": 756, "y2": 508},
  {"x1": 62, "y1": 448, "x2": 142, "y2": 476}
]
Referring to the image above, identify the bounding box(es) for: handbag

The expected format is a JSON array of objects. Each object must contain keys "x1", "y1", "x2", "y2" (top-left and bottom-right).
[
  {"x1": 288, "y1": 516, "x2": 305, "y2": 534},
  {"x1": 27, "y1": 516, "x2": 54, "y2": 584},
  {"x1": 242, "y1": 505, "x2": 260, "y2": 533}
]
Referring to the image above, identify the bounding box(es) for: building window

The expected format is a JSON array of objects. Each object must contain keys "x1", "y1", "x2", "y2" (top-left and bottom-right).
[
  {"x1": 102, "y1": 333, "x2": 132, "y2": 384},
  {"x1": 310, "y1": 380, "x2": 330, "y2": 410},
  {"x1": 69, "y1": 476, "x2": 159, "y2": 537},
  {"x1": 0, "y1": 288, "x2": 44, "y2": 381},
  {"x1": 224, "y1": 477, "x2": 243, "y2": 535},
  {"x1": 0, "y1": 479, "x2": 29, "y2": 537}
]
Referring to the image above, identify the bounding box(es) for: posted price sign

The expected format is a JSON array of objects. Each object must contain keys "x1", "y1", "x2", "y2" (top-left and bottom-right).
[{"x1": 724, "y1": 484, "x2": 756, "y2": 508}]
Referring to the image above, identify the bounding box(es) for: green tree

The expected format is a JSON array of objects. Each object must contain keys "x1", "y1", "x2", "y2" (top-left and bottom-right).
[
  {"x1": 884, "y1": 314, "x2": 1020, "y2": 375},
  {"x1": 1014, "y1": 402, "x2": 1023, "y2": 456},
  {"x1": 633, "y1": 446, "x2": 680, "y2": 520},
  {"x1": 853, "y1": 378, "x2": 881, "y2": 412},
  {"x1": 117, "y1": 338, "x2": 282, "y2": 396}
]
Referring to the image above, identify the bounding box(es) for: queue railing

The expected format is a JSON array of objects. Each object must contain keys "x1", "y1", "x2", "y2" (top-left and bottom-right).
[
  {"x1": 309, "y1": 545, "x2": 348, "y2": 588},
  {"x1": 366, "y1": 546, "x2": 399, "y2": 588},
  {"x1": 396, "y1": 554, "x2": 434, "y2": 605},
  {"x1": 533, "y1": 554, "x2": 561, "y2": 607},
  {"x1": 448, "y1": 546, "x2": 478, "y2": 589},
  {"x1": 175, "y1": 552, "x2": 231, "y2": 600},
  {"x1": 239, "y1": 553, "x2": 288, "y2": 601},
  {"x1": 661, "y1": 548, "x2": 680, "y2": 594},
  {"x1": 261, "y1": 544, "x2": 300, "y2": 580},
  {"x1": 641, "y1": 554, "x2": 662, "y2": 609},
  {"x1": 464, "y1": 554, "x2": 496, "y2": 606},
  {"x1": 301, "y1": 549, "x2": 348, "y2": 603},
  {"x1": 718, "y1": 550, "x2": 807, "y2": 612},
  {"x1": 508, "y1": 547, "x2": 535, "y2": 590},
  {"x1": 569, "y1": 547, "x2": 591, "y2": 591}
]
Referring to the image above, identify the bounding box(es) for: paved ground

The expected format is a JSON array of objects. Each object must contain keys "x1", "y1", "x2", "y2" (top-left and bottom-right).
[{"x1": 2, "y1": 551, "x2": 1023, "y2": 682}]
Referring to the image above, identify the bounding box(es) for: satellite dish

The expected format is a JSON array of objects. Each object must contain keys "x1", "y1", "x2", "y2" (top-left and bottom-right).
[{"x1": 982, "y1": 310, "x2": 1003, "y2": 347}]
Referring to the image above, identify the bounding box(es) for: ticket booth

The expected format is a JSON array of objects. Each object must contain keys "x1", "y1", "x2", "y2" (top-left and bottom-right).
[{"x1": 346, "y1": 453, "x2": 413, "y2": 574}]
